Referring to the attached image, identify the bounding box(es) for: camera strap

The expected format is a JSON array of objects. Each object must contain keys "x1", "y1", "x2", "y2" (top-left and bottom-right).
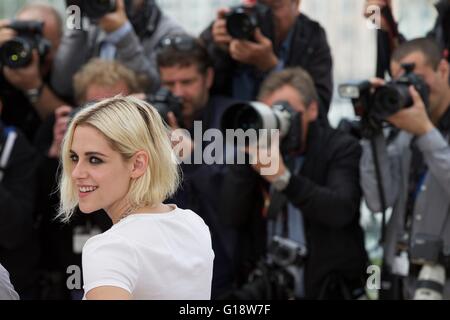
[
  {"x1": 0, "y1": 127, "x2": 17, "y2": 183},
  {"x1": 267, "y1": 157, "x2": 304, "y2": 239}
]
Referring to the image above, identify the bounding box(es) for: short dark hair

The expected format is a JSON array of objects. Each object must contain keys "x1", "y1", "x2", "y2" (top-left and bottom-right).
[
  {"x1": 392, "y1": 37, "x2": 444, "y2": 70},
  {"x1": 258, "y1": 67, "x2": 319, "y2": 107},
  {"x1": 156, "y1": 34, "x2": 212, "y2": 75}
]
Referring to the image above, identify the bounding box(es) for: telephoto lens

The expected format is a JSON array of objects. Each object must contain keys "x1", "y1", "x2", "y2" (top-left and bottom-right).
[{"x1": 413, "y1": 264, "x2": 446, "y2": 300}]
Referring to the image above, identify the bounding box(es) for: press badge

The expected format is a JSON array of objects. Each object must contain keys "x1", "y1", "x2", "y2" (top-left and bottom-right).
[
  {"x1": 73, "y1": 225, "x2": 102, "y2": 254},
  {"x1": 392, "y1": 251, "x2": 410, "y2": 277}
]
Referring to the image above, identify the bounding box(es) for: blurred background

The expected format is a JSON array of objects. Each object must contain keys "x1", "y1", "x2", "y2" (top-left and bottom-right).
[
  {"x1": 0, "y1": 0, "x2": 442, "y2": 297},
  {"x1": 0, "y1": 0, "x2": 439, "y2": 127}
]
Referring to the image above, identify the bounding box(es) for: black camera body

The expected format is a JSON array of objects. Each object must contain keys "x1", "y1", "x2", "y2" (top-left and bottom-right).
[
  {"x1": 225, "y1": 3, "x2": 274, "y2": 41},
  {"x1": 372, "y1": 64, "x2": 430, "y2": 121},
  {"x1": 221, "y1": 100, "x2": 303, "y2": 155},
  {"x1": 268, "y1": 236, "x2": 308, "y2": 268},
  {"x1": 339, "y1": 64, "x2": 430, "y2": 138},
  {"x1": 222, "y1": 236, "x2": 307, "y2": 300},
  {"x1": 145, "y1": 87, "x2": 184, "y2": 127},
  {"x1": 0, "y1": 20, "x2": 50, "y2": 69}
]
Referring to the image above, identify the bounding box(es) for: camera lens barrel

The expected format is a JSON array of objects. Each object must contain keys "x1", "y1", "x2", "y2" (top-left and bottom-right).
[
  {"x1": 1, "y1": 37, "x2": 33, "y2": 69},
  {"x1": 221, "y1": 101, "x2": 281, "y2": 132},
  {"x1": 226, "y1": 6, "x2": 258, "y2": 40}
]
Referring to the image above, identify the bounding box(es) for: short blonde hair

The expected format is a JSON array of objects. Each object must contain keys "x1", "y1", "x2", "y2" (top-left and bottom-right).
[
  {"x1": 58, "y1": 96, "x2": 180, "y2": 222},
  {"x1": 73, "y1": 58, "x2": 142, "y2": 104}
]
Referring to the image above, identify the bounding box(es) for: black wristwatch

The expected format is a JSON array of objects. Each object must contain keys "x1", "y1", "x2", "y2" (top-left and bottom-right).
[{"x1": 25, "y1": 83, "x2": 44, "y2": 104}]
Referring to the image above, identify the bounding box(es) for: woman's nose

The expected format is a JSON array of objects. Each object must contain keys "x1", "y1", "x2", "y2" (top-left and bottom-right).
[{"x1": 71, "y1": 161, "x2": 88, "y2": 180}]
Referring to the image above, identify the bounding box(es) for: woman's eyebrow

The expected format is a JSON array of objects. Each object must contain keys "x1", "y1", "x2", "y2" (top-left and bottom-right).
[{"x1": 69, "y1": 150, "x2": 108, "y2": 157}]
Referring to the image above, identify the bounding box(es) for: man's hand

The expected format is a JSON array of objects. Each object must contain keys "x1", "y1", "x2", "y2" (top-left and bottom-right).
[
  {"x1": 3, "y1": 50, "x2": 43, "y2": 91},
  {"x1": 245, "y1": 130, "x2": 287, "y2": 182},
  {"x1": 229, "y1": 28, "x2": 278, "y2": 72},
  {"x1": 99, "y1": 0, "x2": 128, "y2": 33},
  {"x1": 387, "y1": 86, "x2": 434, "y2": 136},
  {"x1": 211, "y1": 8, "x2": 232, "y2": 52},
  {"x1": 48, "y1": 105, "x2": 72, "y2": 159},
  {"x1": 0, "y1": 19, "x2": 14, "y2": 45}
]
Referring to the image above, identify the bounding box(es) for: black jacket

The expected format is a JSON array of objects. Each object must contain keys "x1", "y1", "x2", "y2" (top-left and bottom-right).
[
  {"x1": 0, "y1": 124, "x2": 39, "y2": 297},
  {"x1": 201, "y1": 13, "x2": 333, "y2": 121},
  {"x1": 220, "y1": 122, "x2": 368, "y2": 299}
]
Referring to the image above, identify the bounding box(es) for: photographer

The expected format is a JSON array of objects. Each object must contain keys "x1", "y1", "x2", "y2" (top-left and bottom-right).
[
  {"x1": 51, "y1": 0, "x2": 185, "y2": 103},
  {"x1": 156, "y1": 34, "x2": 239, "y2": 298},
  {"x1": 201, "y1": 0, "x2": 333, "y2": 123},
  {"x1": 360, "y1": 38, "x2": 450, "y2": 299},
  {"x1": 0, "y1": 2, "x2": 66, "y2": 141},
  {"x1": 0, "y1": 99, "x2": 39, "y2": 299},
  {"x1": 221, "y1": 67, "x2": 368, "y2": 299}
]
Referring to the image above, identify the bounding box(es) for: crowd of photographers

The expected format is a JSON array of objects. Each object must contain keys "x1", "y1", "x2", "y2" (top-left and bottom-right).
[{"x1": 0, "y1": 0, "x2": 449, "y2": 300}]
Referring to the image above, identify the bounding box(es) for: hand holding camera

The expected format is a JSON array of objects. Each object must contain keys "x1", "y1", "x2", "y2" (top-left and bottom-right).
[
  {"x1": 211, "y1": 8, "x2": 232, "y2": 52},
  {"x1": 229, "y1": 28, "x2": 278, "y2": 72},
  {"x1": 386, "y1": 86, "x2": 434, "y2": 136},
  {"x1": 213, "y1": 3, "x2": 277, "y2": 71},
  {"x1": 339, "y1": 63, "x2": 431, "y2": 138},
  {"x1": 0, "y1": 20, "x2": 50, "y2": 94}
]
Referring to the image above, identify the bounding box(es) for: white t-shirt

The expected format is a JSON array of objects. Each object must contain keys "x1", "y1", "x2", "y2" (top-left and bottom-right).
[{"x1": 82, "y1": 205, "x2": 214, "y2": 300}]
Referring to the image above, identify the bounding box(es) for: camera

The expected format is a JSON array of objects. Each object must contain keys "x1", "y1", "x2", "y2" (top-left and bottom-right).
[
  {"x1": 225, "y1": 3, "x2": 273, "y2": 41},
  {"x1": 221, "y1": 101, "x2": 302, "y2": 155},
  {"x1": 145, "y1": 87, "x2": 184, "y2": 127},
  {"x1": 0, "y1": 20, "x2": 50, "y2": 69},
  {"x1": 221, "y1": 236, "x2": 307, "y2": 300},
  {"x1": 413, "y1": 264, "x2": 446, "y2": 300},
  {"x1": 268, "y1": 236, "x2": 308, "y2": 267},
  {"x1": 66, "y1": 0, "x2": 135, "y2": 20},
  {"x1": 339, "y1": 63, "x2": 429, "y2": 138}
]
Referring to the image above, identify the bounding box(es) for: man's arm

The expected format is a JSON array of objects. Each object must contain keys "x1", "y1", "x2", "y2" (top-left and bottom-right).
[
  {"x1": 282, "y1": 137, "x2": 363, "y2": 229},
  {"x1": 359, "y1": 133, "x2": 401, "y2": 213},
  {"x1": 416, "y1": 128, "x2": 450, "y2": 197},
  {"x1": 0, "y1": 131, "x2": 36, "y2": 250},
  {"x1": 0, "y1": 264, "x2": 19, "y2": 300},
  {"x1": 50, "y1": 28, "x2": 91, "y2": 102}
]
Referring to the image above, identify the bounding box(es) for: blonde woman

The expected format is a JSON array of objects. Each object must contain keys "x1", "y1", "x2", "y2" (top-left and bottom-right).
[{"x1": 58, "y1": 96, "x2": 214, "y2": 300}]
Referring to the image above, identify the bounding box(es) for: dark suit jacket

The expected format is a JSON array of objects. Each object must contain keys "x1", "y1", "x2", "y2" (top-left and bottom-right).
[{"x1": 220, "y1": 122, "x2": 368, "y2": 299}]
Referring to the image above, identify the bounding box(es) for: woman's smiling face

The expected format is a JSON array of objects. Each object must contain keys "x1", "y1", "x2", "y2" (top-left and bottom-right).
[{"x1": 69, "y1": 125, "x2": 133, "y2": 216}]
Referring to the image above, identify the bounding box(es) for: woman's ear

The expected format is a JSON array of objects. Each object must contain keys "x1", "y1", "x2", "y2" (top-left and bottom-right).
[{"x1": 131, "y1": 151, "x2": 149, "y2": 179}]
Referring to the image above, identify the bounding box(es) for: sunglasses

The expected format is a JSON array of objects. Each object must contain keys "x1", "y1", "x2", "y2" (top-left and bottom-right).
[{"x1": 157, "y1": 35, "x2": 197, "y2": 52}]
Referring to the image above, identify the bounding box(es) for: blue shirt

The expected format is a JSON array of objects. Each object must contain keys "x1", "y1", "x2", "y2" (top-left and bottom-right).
[{"x1": 99, "y1": 21, "x2": 133, "y2": 60}]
